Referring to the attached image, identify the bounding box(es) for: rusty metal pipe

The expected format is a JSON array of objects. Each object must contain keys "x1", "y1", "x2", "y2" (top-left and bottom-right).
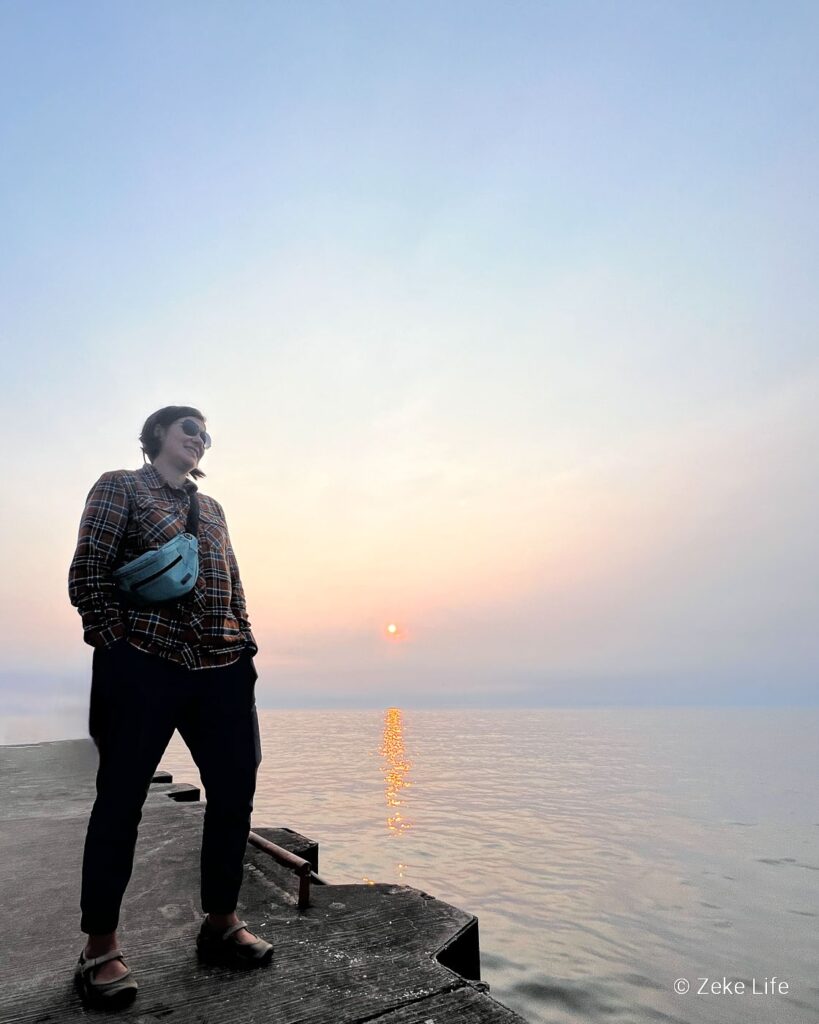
[{"x1": 247, "y1": 830, "x2": 326, "y2": 909}]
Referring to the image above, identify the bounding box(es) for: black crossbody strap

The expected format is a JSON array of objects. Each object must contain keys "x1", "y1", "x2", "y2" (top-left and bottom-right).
[{"x1": 185, "y1": 490, "x2": 200, "y2": 536}]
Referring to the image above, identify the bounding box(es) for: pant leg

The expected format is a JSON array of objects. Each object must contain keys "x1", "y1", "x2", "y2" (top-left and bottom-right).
[
  {"x1": 80, "y1": 643, "x2": 181, "y2": 935},
  {"x1": 175, "y1": 651, "x2": 262, "y2": 915}
]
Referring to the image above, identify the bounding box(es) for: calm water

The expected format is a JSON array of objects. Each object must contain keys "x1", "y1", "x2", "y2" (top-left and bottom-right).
[{"x1": 152, "y1": 708, "x2": 818, "y2": 1024}]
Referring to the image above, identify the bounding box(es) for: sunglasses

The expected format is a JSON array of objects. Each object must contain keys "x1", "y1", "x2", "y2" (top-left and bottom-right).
[{"x1": 179, "y1": 418, "x2": 212, "y2": 450}]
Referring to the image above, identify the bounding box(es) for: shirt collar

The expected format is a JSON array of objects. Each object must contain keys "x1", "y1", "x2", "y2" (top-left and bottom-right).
[{"x1": 138, "y1": 463, "x2": 198, "y2": 496}]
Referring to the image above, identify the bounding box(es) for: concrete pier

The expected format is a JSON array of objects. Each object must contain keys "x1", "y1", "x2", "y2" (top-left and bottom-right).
[{"x1": 0, "y1": 738, "x2": 529, "y2": 1022}]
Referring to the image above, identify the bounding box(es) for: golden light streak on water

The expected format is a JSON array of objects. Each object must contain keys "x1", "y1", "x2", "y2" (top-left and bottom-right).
[{"x1": 379, "y1": 706, "x2": 413, "y2": 835}]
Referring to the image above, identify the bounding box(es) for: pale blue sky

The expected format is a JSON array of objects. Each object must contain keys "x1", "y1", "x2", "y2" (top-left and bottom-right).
[{"x1": 1, "y1": 2, "x2": 817, "y2": 734}]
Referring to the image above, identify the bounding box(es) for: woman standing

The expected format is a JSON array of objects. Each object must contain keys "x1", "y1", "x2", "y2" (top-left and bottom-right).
[{"x1": 68, "y1": 405, "x2": 272, "y2": 1008}]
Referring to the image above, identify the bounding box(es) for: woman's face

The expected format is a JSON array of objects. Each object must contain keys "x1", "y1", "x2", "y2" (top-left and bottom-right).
[{"x1": 156, "y1": 416, "x2": 208, "y2": 469}]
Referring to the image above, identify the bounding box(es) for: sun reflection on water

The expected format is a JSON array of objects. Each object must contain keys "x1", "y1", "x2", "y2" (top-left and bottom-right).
[{"x1": 379, "y1": 707, "x2": 413, "y2": 841}]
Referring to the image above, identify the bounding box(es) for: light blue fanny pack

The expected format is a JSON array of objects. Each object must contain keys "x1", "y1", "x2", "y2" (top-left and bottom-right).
[{"x1": 113, "y1": 490, "x2": 200, "y2": 605}]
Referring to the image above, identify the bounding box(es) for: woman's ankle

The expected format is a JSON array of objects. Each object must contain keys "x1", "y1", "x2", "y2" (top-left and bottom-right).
[
  {"x1": 206, "y1": 911, "x2": 238, "y2": 930},
  {"x1": 85, "y1": 931, "x2": 118, "y2": 955}
]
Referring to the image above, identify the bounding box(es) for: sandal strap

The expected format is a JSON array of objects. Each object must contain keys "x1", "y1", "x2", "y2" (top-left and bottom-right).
[
  {"x1": 87, "y1": 966, "x2": 133, "y2": 989},
  {"x1": 221, "y1": 920, "x2": 249, "y2": 941},
  {"x1": 81, "y1": 948, "x2": 126, "y2": 972}
]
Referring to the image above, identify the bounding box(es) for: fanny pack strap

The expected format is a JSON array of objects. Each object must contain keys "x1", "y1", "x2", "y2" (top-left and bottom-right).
[{"x1": 185, "y1": 490, "x2": 200, "y2": 536}]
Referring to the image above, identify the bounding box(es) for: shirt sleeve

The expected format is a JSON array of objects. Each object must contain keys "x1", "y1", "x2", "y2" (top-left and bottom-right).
[
  {"x1": 68, "y1": 472, "x2": 130, "y2": 649},
  {"x1": 218, "y1": 503, "x2": 259, "y2": 656}
]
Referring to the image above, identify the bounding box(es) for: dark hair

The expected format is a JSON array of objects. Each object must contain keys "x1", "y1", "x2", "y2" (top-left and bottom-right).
[{"x1": 139, "y1": 405, "x2": 208, "y2": 480}]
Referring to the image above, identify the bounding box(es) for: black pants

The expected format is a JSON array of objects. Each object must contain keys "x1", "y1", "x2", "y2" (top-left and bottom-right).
[{"x1": 80, "y1": 641, "x2": 262, "y2": 935}]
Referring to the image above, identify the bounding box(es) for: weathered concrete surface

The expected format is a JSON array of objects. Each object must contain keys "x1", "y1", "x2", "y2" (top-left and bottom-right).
[{"x1": 0, "y1": 738, "x2": 529, "y2": 1023}]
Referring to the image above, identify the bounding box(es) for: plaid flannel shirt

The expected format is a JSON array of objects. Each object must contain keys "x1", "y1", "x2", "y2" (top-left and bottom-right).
[{"x1": 68, "y1": 463, "x2": 258, "y2": 671}]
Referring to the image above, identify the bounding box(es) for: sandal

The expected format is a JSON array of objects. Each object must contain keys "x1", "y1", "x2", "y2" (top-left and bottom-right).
[
  {"x1": 74, "y1": 947, "x2": 138, "y2": 1007},
  {"x1": 196, "y1": 917, "x2": 274, "y2": 967}
]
